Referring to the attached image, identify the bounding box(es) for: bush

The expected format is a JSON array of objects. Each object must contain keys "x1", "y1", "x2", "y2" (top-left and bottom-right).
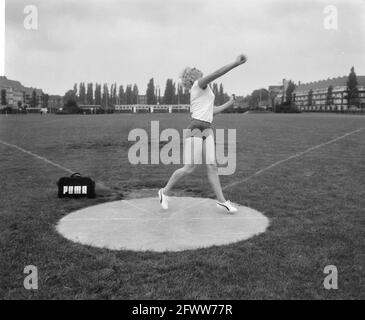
[
  {"x1": 0, "y1": 106, "x2": 14, "y2": 114},
  {"x1": 63, "y1": 99, "x2": 82, "y2": 114},
  {"x1": 275, "y1": 102, "x2": 302, "y2": 113}
]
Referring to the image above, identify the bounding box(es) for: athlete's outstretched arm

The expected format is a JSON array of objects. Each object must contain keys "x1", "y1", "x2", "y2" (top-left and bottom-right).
[
  {"x1": 198, "y1": 54, "x2": 247, "y2": 89},
  {"x1": 213, "y1": 95, "x2": 236, "y2": 115}
]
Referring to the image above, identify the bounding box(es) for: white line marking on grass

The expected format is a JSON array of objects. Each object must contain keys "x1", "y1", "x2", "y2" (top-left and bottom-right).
[
  {"x1": 171, "y1": 126, "x2": 365, "y2": 214},
  {"x1": 2, "y1": 127, "x2": 364, "y2": 217},
  {"x1": 0, "y1": 139, "x2": 75, "y2": 174},
  {"x1": 223, "y1": 126, "x2": 365, "y2": 191},
  {"x1": 0, "y1": 139, "x2": 151, "y2": 214}
]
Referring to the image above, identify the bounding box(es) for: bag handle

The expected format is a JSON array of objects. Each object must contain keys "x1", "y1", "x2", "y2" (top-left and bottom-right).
[{"x1": 71, "y1": 172, "x2": 82, "y2": 178}]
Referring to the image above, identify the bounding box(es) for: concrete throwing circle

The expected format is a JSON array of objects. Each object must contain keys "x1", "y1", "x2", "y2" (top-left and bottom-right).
[{"x1": 56, "y1": 197, "x2": 269, "y2": 252}]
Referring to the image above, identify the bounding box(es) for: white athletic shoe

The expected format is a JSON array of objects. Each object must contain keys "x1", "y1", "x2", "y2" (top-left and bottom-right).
[
  {"x1": 158, "y1": 188, "x2": 169, "y2": 210},
  {"x1": 216, "y1": 200, "x2": 238, "y2": 213}
]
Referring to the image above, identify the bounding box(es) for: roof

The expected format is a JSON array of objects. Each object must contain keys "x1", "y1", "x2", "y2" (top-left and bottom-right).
[
  {"x1": 269, "y1": 85, "x2": 283, "y2": 91},
  {"x1": 0, "y1": 76, "x2": 43, "y2": 94},
  {"x1": 24, "y1": 87, "x2": 43, "y2": 95},
  {"x1": 0, "y1": 76, "x2": 25, "y2": 91},
  {"x1": 295, "y1": 76, "x2": 365, "y2": 93}
]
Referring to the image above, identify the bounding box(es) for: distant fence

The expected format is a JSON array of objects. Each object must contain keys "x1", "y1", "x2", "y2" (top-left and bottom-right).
[
  {"x1": 114, "y1": 104, "x2": 190, "y2": 113},
  {"x1": 300, "y1": 107, "x2": 365, "y2": 114},
  {"x1": 335, "y1": 109, "x2": 365, "y2": 115}
]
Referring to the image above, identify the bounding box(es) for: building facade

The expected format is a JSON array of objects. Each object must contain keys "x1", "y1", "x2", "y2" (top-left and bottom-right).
[
  {"x1": 293, "y1": 76, "x2": 365, "y2": 111},
  {"x1": 268, "y1": 85, "x2": 284, "y2": 110},
  {"x1": 0, "y1": 76, "x2": 44, "y2": 110},
  {"x1": 0, "y1": 77, "x2": 26, "y2": 108},
  {"x1": 24, "y1": 87, "x2": 44, "y2": 111},
  {"x1": 137, "y1": 95, "x2": 147, "y2": 105}
]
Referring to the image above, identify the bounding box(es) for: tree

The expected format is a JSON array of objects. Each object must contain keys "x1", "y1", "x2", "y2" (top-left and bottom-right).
[
  {"x1": 223, "y1": 92, "x2": 230, "y2": 104},
  {"x1": 109, "y1": 83, "x2": 114, "y2": 105},
  {"x1": 285, "y1": 81, "x2": 296, "y2": 105},
  {"x1": 102, "y1": 84, "x2": 109, "y2": 109},
  {"x1": 249, "y1": 89, "x2": 269, "y2": 109},
  {"x1": 64, "y1": 100, "x2": 80, "y2": 113},
  {"x1": 94, "y1": 83, "x2": 102, "y2": 106},
  {"x1": 132, "y1": 84, "x2": 139, "y2": 104},
  {"x1": 156, "y1": 86, "x2": 161, "y2": 104},
  {"x1": 79, "y1": 83, "x2": 86, "y2": 105},
  {"x1": 63, "y1": 90, "x2": 80, "y2": 114},
  {"x1": 42, "y1": 94, "x2": 49, "y2": 109},
  {"x1": 182, "y1": 87, "x2": 190, "y2": 104},
  {"x1": 347, "y1": 66, "x2": 359, "y2": 108},
  {"x1": 163, "y1": 79, "x2": 176, "y2": 104},
  {"x1": 86, "y1": 83, "x2": 94, "y2": 105},
  {"x1": 172, "y1": 82, "x2": 178, "y2": 104},
  {"x1": 307, "y1": 89, "x2": 313, "y2": 107},
  {"x1": 73, "y1": 83, "x2": 78, "y2": 98},
  {"x1": 326, "y1": 85, "x2": 333, "y2": 108},
  {"x1": 218, "y1": 83, "x2": 225, "y2": 105},
  {"x1": 212, "y1": 83, "x2": 219, "y2": 106},
  {"x1": 1, "y1": 89, "x2": 7, "y2": 106},
  {"x1": 146, "y1": 78, "x2": 157, "y2": 105},
  {"x1": 118, "y1": 85, "x2": 125, "y2": 105},
  {"x1": 64, "y1": 89, "x2": 77, "y2": 102},
  {"x1": 176, "y1": 83, "x2": 184, "y2": 104},
  {"x1": 125, "y1": 85, "x2": 133, "y2": 104},
  {"x1": 30, "y1": 90, "x2": 38, "y2": 108},
  {"x1": 108, "y1": 83, "x2": 117, "y2": 105},
  {"x1": 111, "y1": 83, "x2": 117, "y2": 105}
]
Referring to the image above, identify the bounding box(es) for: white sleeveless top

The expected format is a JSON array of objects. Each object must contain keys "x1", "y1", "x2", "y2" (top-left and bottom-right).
[{"x1": 190, "y1": 80, "x2": 215, "y2": 123}]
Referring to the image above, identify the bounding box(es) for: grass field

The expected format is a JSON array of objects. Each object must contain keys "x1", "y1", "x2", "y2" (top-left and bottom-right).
[{"x1": 0, "y1": 113, "x2": 364, "y2": 299}]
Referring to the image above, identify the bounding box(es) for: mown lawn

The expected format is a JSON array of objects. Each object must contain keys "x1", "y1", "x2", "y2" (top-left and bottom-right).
[{"x1": 0, "y1": 113, "x2": 364, "y2": 299}]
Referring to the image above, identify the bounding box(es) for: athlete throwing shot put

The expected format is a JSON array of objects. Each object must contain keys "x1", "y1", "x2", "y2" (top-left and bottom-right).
[{"x1": 158, "y1": 54, "x2": 247, "y2": 213}]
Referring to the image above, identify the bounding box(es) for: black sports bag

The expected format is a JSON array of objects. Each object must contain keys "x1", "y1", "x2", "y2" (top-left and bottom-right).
[{"x1": 57, "y1": 173, "x2": 96, "y2": 198}]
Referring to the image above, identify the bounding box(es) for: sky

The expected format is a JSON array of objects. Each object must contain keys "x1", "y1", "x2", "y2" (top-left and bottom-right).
[{"x1": 5, "y1": 0, "x2": 365, "y2": 96}]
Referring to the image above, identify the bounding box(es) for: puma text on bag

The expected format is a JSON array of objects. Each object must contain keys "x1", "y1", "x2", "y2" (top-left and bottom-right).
[{"x1": 57, "y1": 173, "x2": 96, "y2": 198}]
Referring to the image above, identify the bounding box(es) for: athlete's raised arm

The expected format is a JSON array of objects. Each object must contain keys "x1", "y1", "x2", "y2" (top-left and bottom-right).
[{"x1": 198, "y1": 54, "x2": 247, "y2": 89}]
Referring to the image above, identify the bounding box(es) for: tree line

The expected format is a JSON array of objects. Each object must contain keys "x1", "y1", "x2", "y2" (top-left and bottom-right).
[{"x1": 64, "y1": 78, "x2": 230, "y2": 108}]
